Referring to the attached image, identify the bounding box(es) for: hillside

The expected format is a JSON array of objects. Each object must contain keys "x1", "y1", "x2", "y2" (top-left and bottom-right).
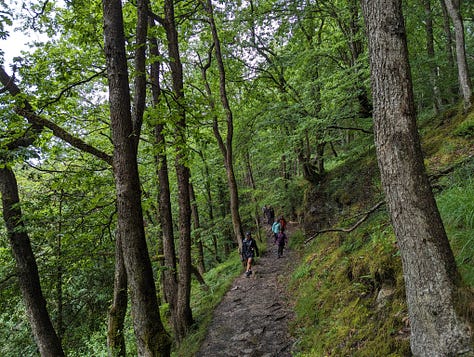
[
  {"x1": 288, "y1": 104, "x2": 474, "y2": 355},
  {"x1": 172, "y1": 104, "x2": 474, "y2": 357}
]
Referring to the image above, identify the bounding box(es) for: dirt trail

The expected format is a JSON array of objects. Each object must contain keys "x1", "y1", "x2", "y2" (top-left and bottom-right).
[{"x1": 196, "y1": 223, "x2": 298, "y2": 357}]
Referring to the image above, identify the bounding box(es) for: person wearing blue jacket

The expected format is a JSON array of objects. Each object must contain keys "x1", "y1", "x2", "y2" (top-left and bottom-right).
[{"x1": 271, "y1": 218, "x2": 281, "y2": 241}]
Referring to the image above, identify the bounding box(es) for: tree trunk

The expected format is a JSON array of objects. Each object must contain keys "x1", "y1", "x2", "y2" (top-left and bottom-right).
[
  {"x1": 440, "y1": 0, "x2": 459, "y2": 103},
  {"x1": 107, "y1": 233, "x2": 127, "y2": 357},
  {"x1": 443, "y1": 0, "x2": 472, "y2": 109},
  {"x1": 198, "y1": 150, "x2": 215, "y2": 222},
  {"x1": 148, "y1": 17, "x2": 180, "y2": 337},
  {"x1": 423, "y1": 0, "x2": 443, "y2": 113},
  {"x1": 0, "y1": 167, "x2": 65, "y2": 357},
  {"x1": 190, "y1": 183, "x2": 206, "y2": 274},
  {"x1": 164, "y1": 0, "x2": 194, "y2": 340},
  {"x1": 102, "y1": 0, "x2": 171, "y2": 354},
  {"x1": 361, "y1": 1, "x2": 473, "y2": 355},
  {"x1": 202, "y1": 0, "x2": 245, "y2": 253}
]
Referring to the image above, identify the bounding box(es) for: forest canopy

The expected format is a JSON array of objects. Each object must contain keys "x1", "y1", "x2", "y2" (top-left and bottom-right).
[{"x1": 0, "y1": 0, "x2": 473, "y2": 355}]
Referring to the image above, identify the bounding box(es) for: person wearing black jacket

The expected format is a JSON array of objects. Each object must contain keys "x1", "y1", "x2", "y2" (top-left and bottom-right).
[{"x1": 241, "y1": 232, "x2": 259, "y2": 277}]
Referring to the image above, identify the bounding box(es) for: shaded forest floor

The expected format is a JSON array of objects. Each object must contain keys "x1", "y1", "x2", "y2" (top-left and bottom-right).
[{"x1": 196, "y1": 222, "x2": 299, "y2": 357}]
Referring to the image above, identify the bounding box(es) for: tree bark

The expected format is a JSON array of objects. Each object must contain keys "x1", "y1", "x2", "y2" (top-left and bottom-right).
[
  {"x1": 361, "y1": 1, "x2": 472, "y2": 355},
  {"x1": 202, "y1": 0, "x2": 245, "y2": 252},
  {"x1": 148, "y1": 17, "x2": 180, "y2": 338},
  {"x1": 102, "y1": 0, "x2": 171, "y2": 354},
  {"x1": 107, "y1": 233, "x2": 127, "y2": 357},
  {"x1": 0, "y1": 167, "x2": 65, "y2": 357},
  {"x1": 443, "y1": 0, "x2": 472, "y2": 109},
  {"x1": 106, "y1": 0, "x2": 149, "y2": 352},
  {"x1": 423, "y1": 0, "x2": 443, "y2": 113},
  {"x1": 163, "y1": 0, "x2": 194, "y2": 340}
]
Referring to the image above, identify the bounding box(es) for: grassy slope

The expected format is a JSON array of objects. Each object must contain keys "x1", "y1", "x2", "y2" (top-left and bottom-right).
[{"x1": 289, "y1": 104, "x2": 474, "y2": 356}]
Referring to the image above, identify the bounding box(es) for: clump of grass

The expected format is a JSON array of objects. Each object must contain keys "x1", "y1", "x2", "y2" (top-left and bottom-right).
[
  {"x1": 288, "y1": 228, "x2": 306, "y2": 250},
  {"x1": 436, "y1": 177, "x2": 474, "y2": 287},
  {"x1": 289, "y1": 215, "x2": 410, "y2": 356},
  {"x1": 453, "y1": 111, "x2": 474, "y2": 138}
]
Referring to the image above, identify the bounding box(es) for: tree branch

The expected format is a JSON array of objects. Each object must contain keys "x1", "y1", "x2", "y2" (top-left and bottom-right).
[
  {"x1": 0, "y1": 66, "x2": 113, "y2": 165},
  {"x1": 327, "y1": 125, "x2": 373, "y2": 134},
  {"x1": 304, "y1": 201, "x2": 385, "y2": 244}
]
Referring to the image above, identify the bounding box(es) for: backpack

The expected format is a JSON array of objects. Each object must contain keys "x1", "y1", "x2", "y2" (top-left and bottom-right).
[
  {"x1": 276, "y1": 232, "x2": 286, "y2": 245},
  {"x1": 272, "y1": 221, "x2": 280, "y2": 233},
  {"x1": 243, "y1": 238, "x2": 254, "y2": 256}
]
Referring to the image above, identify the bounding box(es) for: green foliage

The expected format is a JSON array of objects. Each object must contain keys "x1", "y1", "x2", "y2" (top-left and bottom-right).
[
  {"x1": 437, "y1": 171, "x2": 474, "y2": 286},
  {"x1": 1, "y1": 0, "x2": 474, "y2": 354},
  {"x1": 289, "y1": 100, "x2": 474, "y2": 356},
  {"x1": 287, "y1": 229, "x2": 306, "y2": 250},
  {"x1": 453, "y1": 112, "x2": 474, "y2": 138},
  {"x1": 290, "y1": 218, "x2": 409, "y2": 356}
]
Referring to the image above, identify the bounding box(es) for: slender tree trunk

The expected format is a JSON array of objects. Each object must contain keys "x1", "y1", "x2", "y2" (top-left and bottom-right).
[
  {"x1": 56, "y1": 190, "x2": 64, "y2": 340},
  {"x1": 0, "y1": 167, "x2": 65, "y2": 357},
  {"x1": 202, "y1": 0, "x2": 245, "y2": 251},
  {"x1": 190, "y1": 183, "x2": 206, "y2": 274},
  {"x1": 198, "y1": 150, "x2": 214, "y2": 222},
  {"x1": 107, "y1": 233, "x2": 127, "y2": 357},
  {"x1": 423, "y1": 0, "x2": 443, "y2": 112},
  {"x1": 102, "y1": 0, "x2": 171, "y2": 354},
  {"x1": 443, "y1": 0, "x2": 472, "y2": 109},
  {"x1": 346, "y1": 0, "x2": 372, "y2": 118},
  {"x1": 440, "y1": 0, "x2": 458, "y2": 102},
  {"x1": 361, "y1": 1, "x2": 473, "y2": 355},
  {"x1": 244, "y1": 151, "x2": 263, "y2": 241},
  {"x1": 148, "y1": 18, "x2": 180, "y2": 338},
  {"x1": 164, "y1": 0, "x2": 193, "y2": 340}
]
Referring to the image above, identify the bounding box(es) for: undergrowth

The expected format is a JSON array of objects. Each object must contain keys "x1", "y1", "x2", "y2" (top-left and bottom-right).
[
  {"x1": 289, "y1": 105, "x2": 474, "y2": 356},
  {"x1": 289, "y1": 215, "x2": 411, "y2": 356},
  {"x1": 436, "y1": 166, "x2": 474, "y2": 286},
  {"x1": 172, "y1": 252, "x2": 242, "y2": 356}
]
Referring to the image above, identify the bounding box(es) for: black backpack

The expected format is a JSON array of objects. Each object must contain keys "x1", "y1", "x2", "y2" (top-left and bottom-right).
[{"x1": 243, "y1": 238, "x2": 254, "y2": 255}]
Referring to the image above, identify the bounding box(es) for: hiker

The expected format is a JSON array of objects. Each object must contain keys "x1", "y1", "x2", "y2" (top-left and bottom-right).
[
  {"x1": 268, "y1": 206, "x2": 275, "y2": 225},
  {"x1": 262, "y1": 205, "x2": 269, "y2": 224},
  {"x1": 241, "y1": 231, "x2": 259, "y2": 277},
  {"x1": 274, "y1": 230, "x2": 287, "y2": 258},
  {"x1": 272, "y1": 218, "x2": 281, "y2": 241},
  {"x1": 279, "y1": 215, "x2": 287, "y2": 232},
  {"x1": 265, "y1": 206, "x2": 275, "y2": 226}
]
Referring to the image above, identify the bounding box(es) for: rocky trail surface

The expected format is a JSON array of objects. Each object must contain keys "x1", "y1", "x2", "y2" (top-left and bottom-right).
[{"x1": 196, "y1": 223, "x2": 299, "y2": 357}]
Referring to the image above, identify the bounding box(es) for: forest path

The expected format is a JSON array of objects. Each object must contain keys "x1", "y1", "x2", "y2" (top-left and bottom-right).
[{"x1": 196, "y1": 222, "x2": 299, "y2": 357}]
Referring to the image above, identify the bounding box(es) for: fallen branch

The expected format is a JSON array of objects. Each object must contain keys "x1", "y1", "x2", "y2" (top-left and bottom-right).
[
  {"x1": 429, "y1": 154, "x2": 474, "y2": 183},
  {"x1": 327, "y1": 125, "x2": 373, "y2": 135},
  {"x1": 304, "y1": 201, "x2": 385, "y2": 244}
]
